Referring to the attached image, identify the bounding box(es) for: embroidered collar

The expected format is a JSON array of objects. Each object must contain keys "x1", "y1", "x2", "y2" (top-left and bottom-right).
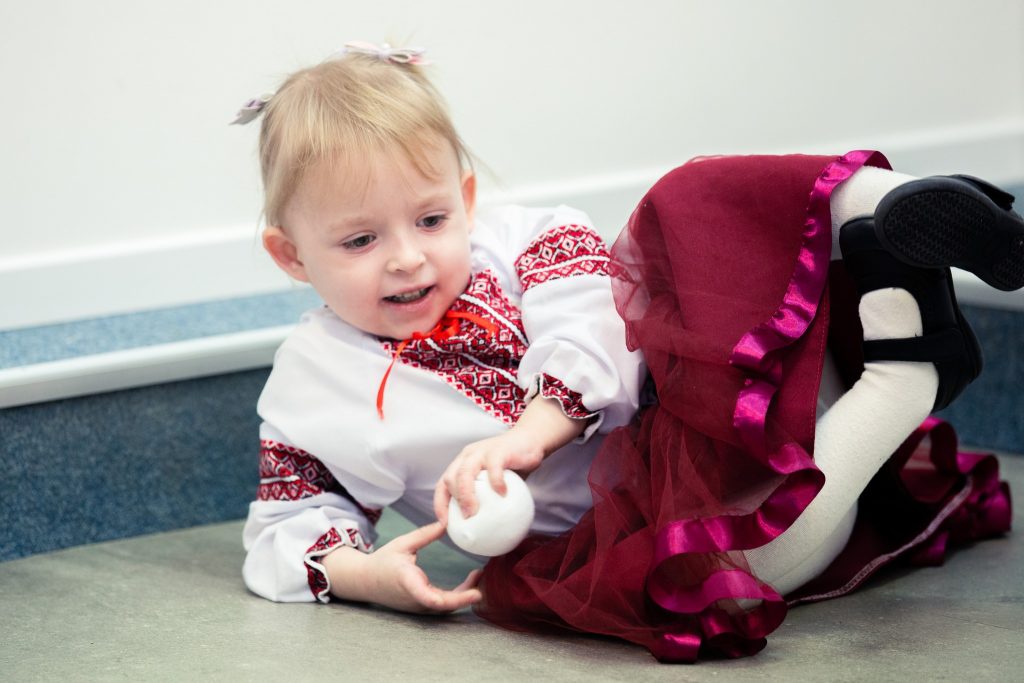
[
  {"x1": 374, "y1": 270, "x2": 531, "y2": 422},
  {"x1": 376, "y1": 310, "x2": 497, "y2": 419}
]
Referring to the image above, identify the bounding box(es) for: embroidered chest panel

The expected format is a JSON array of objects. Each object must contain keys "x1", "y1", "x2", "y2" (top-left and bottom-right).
[{"x1": 383, "y1": 270, "x2": 530, "y2": 425}]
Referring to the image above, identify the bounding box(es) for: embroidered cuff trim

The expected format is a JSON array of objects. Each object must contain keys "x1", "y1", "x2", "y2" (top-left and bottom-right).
[
  {"x1": 536, "y1": 373, "x2": 595, "y2": 421},
  {"x1": 304, "y1": 526, "x2": 374, "y2": 603}
]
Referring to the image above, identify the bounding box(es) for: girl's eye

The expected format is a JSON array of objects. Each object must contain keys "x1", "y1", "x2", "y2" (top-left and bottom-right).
[
  {"x1": 419, "y1": 214, "x2": 448, "y2": 230},
  {"x1": 342, "y1": 234, "x2": 375, "y2": 250}
]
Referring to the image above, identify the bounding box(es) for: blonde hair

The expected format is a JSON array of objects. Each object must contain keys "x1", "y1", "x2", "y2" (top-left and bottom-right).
[{"x1": 258, "y1": 52, "x2": 471, "y2": 226}]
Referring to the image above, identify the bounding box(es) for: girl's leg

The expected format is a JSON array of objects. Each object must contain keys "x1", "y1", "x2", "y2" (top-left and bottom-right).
[
  {"x1": 828, "y1": 166, "x2": 918, "y2": 260},
  {"x1": 745, "y1": 289, "x2": 938, "y2": 595},
  {"x1": 746, "y1": 166, "x2": 1024, "y2": 595}
]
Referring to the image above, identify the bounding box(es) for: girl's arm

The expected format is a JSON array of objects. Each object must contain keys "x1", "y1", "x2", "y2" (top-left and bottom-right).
[
  {"x1": 242, "y1": 440, "x2": 379, "y2": 604},
  {"x1": 433, "y1": 395, "x2": 588, "y2": 523},
  {"x1": 320, "y1": 522, "x2": 482, "y2": 613}
]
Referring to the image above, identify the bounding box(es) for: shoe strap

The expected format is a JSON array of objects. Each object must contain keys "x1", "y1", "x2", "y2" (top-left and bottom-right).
[
  {"x1": 862, "y1": 329, "x2": 965, "y2": 364},
  {"x1": 950, "y1": 174, "x2": 1016, "y2": 210},
  {"x1": 853, "y1": 268, "x2": 933, "y2": 297}
]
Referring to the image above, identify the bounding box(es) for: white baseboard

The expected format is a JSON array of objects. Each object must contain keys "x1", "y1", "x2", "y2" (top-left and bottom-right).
[
  {"x1": 0, "y1": 327, "x2": 291, "y2": 409},
  {"x1": 2, "y1": 119, "x2": 1023, "y2": 332}
]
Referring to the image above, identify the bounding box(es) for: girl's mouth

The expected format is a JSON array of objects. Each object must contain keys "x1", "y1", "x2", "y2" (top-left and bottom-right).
[{"x1": 384, "y1": 286, "x2": 433, "y2": 304}]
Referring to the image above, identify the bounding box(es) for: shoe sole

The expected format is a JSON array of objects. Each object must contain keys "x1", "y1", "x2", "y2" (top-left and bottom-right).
[{"x1": 875, "y1": 177, "x2": 1024, "y2": 291}]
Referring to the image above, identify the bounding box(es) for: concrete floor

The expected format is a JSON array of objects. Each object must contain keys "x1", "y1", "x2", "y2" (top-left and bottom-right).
[{"x1": 1, "y1": 456, "x2": 1020, "y2": 682}]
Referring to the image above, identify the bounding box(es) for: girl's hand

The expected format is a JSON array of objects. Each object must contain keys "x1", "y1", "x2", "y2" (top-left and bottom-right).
[
  {"x1": 361, "y1": 522, "x2": 482, "y2": 614},
  {"x1": 433, "y1": 395, "x2": 589, "y2": 525},
  {"x1": 433, "y1": 430, "x2": 545, "y2": 525}
]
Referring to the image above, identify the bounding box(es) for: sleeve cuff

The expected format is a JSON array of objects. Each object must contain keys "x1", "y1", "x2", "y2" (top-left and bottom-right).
[
  {"x1": 527, "y1": 373, "x2": 602, "y2": 442},
  {"x1": 304, "y1": 526, "x2": 373, "y2": 603}
]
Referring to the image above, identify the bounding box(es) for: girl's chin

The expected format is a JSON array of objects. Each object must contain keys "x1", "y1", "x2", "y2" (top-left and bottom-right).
[{"x1": 380, "y1": 291, "x2": 451, "y2": 338}]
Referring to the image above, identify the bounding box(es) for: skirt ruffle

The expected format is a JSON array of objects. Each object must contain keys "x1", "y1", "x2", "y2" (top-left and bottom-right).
[{"x1": 476, "y1": 153, "x2": 1013, "y2": 663}]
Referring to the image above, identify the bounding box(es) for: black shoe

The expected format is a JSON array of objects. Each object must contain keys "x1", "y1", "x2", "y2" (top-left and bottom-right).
[
  {"x1": 874, "y1": 175, "x2": 1024, "y2": 291},
  {"x1": 839, "y1": 217, "x2": 983, "y2": 411}
]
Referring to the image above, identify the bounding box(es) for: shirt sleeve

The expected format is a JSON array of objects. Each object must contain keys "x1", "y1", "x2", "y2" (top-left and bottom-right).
[
  {"x1": 242, "y1": 437, "x2": 380, "y2": 603},
  {"x1": 512, "y1": 216, "x2": 646, "y2": 439}
]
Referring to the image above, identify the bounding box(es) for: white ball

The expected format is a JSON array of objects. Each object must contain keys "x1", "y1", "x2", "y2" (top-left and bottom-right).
[{"x1": 446, "y1": 470, "x2": 535, "y2": 557}]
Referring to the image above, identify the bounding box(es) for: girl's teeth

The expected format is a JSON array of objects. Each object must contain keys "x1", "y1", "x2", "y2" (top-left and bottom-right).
[{"x1": 387, "y1": 288, "x2": 429, "y2": 303}]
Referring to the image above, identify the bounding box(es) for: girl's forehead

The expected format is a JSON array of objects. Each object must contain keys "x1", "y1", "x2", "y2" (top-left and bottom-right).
[
  {"x1": 289, "y1": 143, "x2": 462, "y2": 220},
  {"x1": 317, "y1": 142, "x2": 460, "y2": 193}
]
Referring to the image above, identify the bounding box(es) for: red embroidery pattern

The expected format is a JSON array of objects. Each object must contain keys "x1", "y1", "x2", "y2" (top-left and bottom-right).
[
  {"x1": 305, "y1": 527, "x2": 372, "y2": 601},
  {"x1": 383, "y1": 271, "x2": 594, "y2": 424},
  {"x1": 538, "y1": 373, "x2": 593, "y2": 420},
  {"x1": 258, "y1": 440, "x2": 336, "y2": 501},
  {"x1": 515, "y1": 224, "x2": 611, "y2": 291},
  {"x1": 258, "y1": 440, "x2": 382, "y2": 524},
  {"x1": 384, "y1": 270, "x2": 529, "y2": 425}
]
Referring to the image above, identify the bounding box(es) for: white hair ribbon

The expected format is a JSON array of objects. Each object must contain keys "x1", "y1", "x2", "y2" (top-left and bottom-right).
[
  {"x1": 340, "y1": 41, "x2": 430, "y2": 65},
  {"x1": 229, "y1": 93, "x2": 273, "y2": 126}
]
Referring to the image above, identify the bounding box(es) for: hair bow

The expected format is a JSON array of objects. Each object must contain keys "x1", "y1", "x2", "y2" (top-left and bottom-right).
[
  {"x1": 229, "y1": 93, "x2": 273, "y2": 126},
  {"x1": 341, "y1": 41, "x2": 430, "y2": 65}
]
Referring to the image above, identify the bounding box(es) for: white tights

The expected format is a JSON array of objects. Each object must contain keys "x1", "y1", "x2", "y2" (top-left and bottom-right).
[{"x1": 743, "y1": 167, "x2": 941, "y2": 596}]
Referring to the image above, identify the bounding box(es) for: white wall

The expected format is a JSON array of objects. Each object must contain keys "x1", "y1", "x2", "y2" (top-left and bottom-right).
[{"x1": 2, "y1": 0, "x2": 1023, "y2": 328}]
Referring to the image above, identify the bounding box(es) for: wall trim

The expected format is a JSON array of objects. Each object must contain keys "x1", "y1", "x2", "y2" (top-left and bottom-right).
[
  {"x1": 0, "y1": 326, "x2": 290, "y2": 409},
  {"x1": 1, "y1": 274, "x2": 1017, "y2": 410}
]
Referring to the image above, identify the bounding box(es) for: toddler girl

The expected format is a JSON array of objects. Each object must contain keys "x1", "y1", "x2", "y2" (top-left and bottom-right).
[{"x1": 236, "y1": 43, "x2": 1015, "y2": 662}]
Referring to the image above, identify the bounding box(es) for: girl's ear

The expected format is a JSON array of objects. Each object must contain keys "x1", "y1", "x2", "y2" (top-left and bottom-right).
[
  {"x1": 263, "y1": 226, "x2": 310, "y2": 283},
  {"x1": 461, "y1": 171, "x2": 477, "y2": 228}
]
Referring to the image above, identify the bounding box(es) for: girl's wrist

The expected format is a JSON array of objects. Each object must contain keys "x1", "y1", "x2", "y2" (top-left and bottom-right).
[
  {"x1": 322, "y1": 545, "x2": 374, "y2": 602},
  {"x1": 513, "y1": 395, "x2": 588, "y2": 458}
]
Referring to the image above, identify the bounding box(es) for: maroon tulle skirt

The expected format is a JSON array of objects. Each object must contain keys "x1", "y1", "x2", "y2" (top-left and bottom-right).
[{"x1": 476, "y1": 153, "x2": 1013, "y2": 662}]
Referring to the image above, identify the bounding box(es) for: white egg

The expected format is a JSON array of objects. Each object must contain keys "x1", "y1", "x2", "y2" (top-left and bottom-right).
[{"x1": 446, "y1": 470, "x2": 535, "y2": 557}]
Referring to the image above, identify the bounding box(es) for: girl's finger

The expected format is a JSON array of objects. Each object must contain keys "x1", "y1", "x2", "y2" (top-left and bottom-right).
[
  {"x1": 403, "y1": 571, "x2": 480, "y2": 613},
  {"x1": 432, "y1": 481, "x2": 450, "y2": 526},
  {"x1": 453, "y1": 568, "x2": 484, "y2": 592},
  {"x1": 426, "y1": 585, "x2": 482, "y2": 613},
  {"x1": 440, "y1": 587, "x2": 482, "y2": 611},
  {"x1": 395, "y1": 521, "x2": 446, "y2": 552},
  {"x1": 455, "y1": 464, "x2": 480, "y2": 518},
  {"x1": 400, "y1": 569, "x2": 446, "y2": 611},
  {"x1": 487, "y1": 461, "x2": 507, "y2": 496}
]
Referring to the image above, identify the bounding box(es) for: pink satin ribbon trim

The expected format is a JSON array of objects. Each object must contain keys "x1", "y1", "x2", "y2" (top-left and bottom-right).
[
  {"x1": 648, "y1": 568, "x2": 781, "y2": 614},
  {"x1": 731, "y1": 150, "x2": 891, "y2": 456},
  {"x1": 653, "y1": 443, "x2": 821, "y2": 558},
  {"x1": 648, "y1": 570, "x2": 787, "y2": 662},
  {"x1": 913, "y1": 417, "x2": 1012, "y2": 547},
  {"x1": 648, "y1": 152, "x2": 895, "y2": 645}
]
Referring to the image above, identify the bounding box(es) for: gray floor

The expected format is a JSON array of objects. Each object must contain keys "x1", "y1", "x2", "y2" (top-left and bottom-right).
[{"x1": 2, "y1": 456, "x2": 1021, "y2": 682}]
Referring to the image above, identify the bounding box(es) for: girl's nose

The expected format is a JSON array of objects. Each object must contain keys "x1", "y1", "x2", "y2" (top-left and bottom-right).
[{"x1": 386, "y1": 234, "x2": 427, "y2": 272}]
